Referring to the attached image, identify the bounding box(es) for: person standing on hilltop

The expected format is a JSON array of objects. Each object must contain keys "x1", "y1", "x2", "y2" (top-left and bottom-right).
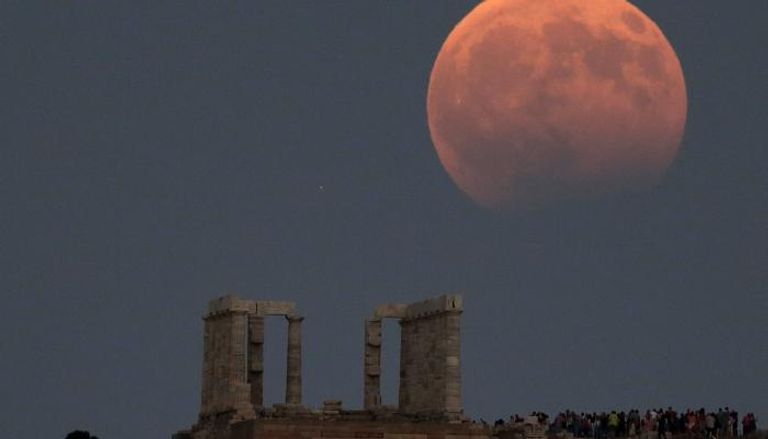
[
  {"x1": 721, "y1": 408, "x2": 729, "y2": 438},
  {"x1": 706, "y1": 412, "x2": 717, "y2": 439},
  {"x1": 725, "y1": 408, "x2": 735, "y2": 438},
  {"x1": 687, "y1": 410, "x2": 698, "y2": 436},
  {"x1": 607, "y1": 411, "x2": 620, "y2": 439},
  {"x1": 628, "y1": 409, "x2": 640, "y2": 438},
  {"x1": 742, "y1": 413, "x2": 758, "y2": 436},
  {"x1": 658, "y1": 411, "x2": 670, "y2": 439}
]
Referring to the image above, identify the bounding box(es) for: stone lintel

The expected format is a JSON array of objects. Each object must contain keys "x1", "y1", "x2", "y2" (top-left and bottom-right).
[
  {"x1": 204, "y1": 295, "x2": 298, "y2": 318},
  {"x1": 257, "y1": 300, "x2": 297, "y2": 317},
  {"x1": 373, "y1": 303, "x2": 408, "y2": 319}
]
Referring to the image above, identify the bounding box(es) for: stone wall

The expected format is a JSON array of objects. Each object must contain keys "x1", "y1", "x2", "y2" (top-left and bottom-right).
[
  {"x1": 398, "y1": 295, "x2": 462, "y2": 419},
  {"x1": 230, "y1": 418, "x2": 491, "y2": 439},
  {"x1": 200, "y1": 308, "x2": 253, "y2": 419}
]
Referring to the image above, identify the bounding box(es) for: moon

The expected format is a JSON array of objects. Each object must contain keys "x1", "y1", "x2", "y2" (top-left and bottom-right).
[{"x1": 427, "y1": 0, "x2": 687, "y2": 209}]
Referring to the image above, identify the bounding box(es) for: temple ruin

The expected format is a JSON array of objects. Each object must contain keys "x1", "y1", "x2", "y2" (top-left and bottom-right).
[
  {"x1": 198, "y1": 297, "x2": 304, "y2": 423},
  {"x1": 364, "y1": 295, "x2": 463, "y2": 419},
  {"x1": 174, "y1": 293, "x2": 490, "y2": 439}
]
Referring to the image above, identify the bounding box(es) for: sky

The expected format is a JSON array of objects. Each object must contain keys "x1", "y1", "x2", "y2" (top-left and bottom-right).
[{"x1": 0, "y1": 1, "x2": 766, "y2": 438}]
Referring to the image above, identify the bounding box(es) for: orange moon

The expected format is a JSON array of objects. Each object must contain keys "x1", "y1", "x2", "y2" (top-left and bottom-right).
[{"x1": 427, "y1": 0, "x2": 687, "y2": 209}]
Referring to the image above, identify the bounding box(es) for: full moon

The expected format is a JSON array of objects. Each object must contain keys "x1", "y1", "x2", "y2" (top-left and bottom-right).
[{"x1": 427, "y1": 0, "x2": 687, "y2": 209}]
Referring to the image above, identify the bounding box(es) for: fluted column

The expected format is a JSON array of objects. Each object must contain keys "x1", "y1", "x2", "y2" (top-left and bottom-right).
[{"x1": 285, "y1": 315, "x2": 303, "y2": 406}]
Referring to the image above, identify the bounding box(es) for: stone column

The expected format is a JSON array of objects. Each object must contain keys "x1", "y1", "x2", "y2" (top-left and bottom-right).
[
  {"x1": 363, "y1": 318, "x2": 382, "y2": 410},
  {"x1": 201, "y1": 310, "x2": 252, "y2": 416},
  {"x1": 285, "y1": 315, "x2": 303, "y2": 406},
  {"x1": 229, "y1": 311, "x2": 253, "y2": 417},
  {"x1": 198, "y1": 296, "x2": 258, "y2": 421},
  {"x1": 444, "y1": 309, "x2": 463, "y2": 418},
  {"x1": 200, "y1": 314, "x2": 214, "y2": 415},
  {"x1": 248, "y1": 314, "x2": 265, "y2": 409},
  {"x1": 398, "y1": 318, "x2": 414, "y2": 411}
]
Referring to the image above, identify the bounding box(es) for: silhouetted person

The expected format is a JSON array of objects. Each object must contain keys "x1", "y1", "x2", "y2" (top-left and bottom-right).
[{"x1": 65, "y1": 430, "x2": 99, "y2": 439}]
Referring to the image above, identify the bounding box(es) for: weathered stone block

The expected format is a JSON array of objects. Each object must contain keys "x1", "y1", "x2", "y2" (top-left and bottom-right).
[
  {"x1": 254, "y1": 300, "x2": 296, "y2": 316},
  {"x1": 373, "y1": 303, "x2": 408, "y2": 319}
]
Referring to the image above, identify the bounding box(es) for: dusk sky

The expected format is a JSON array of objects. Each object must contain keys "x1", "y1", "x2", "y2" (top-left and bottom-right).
[{"x1": 0, "y1": 2, "x2": 766, "y2": 438}]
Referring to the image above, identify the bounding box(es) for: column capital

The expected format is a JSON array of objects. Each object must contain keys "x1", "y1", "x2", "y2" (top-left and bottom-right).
[{"x1": 286, "y1": 314, "x2": 304, "y2": 323}]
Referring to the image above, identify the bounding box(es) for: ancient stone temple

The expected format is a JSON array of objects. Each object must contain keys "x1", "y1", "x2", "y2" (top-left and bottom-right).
[
  {"x1": 196, "y1": 297, "x2": 304, "y2": 426},
  {"x1": 364, "y1": 295, "x2": 463, "y2": 419},
  {"x1": 174, "y1": 294, "x2": 490, "y2": 439}
]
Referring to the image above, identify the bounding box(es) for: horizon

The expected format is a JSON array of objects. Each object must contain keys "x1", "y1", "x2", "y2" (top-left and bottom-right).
[{"x1": 0, "y1": 1, "x2": 765, "y2": 438}]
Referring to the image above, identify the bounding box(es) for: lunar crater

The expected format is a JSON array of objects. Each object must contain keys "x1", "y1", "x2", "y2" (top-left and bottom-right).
[{"x1": 622, "y1": 11, "x2": 647, "y2": 33}]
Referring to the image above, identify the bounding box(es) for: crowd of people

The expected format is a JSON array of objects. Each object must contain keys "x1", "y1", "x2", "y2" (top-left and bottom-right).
[{"x1": 493, "y1": 408, "x2": 760, "y2": 439}]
